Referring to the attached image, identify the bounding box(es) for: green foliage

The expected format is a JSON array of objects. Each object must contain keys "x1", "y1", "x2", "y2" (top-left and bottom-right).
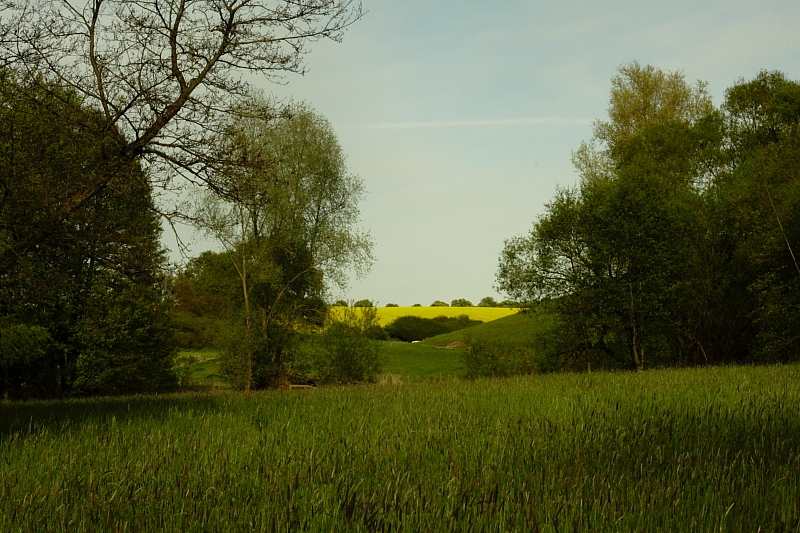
[
  {"x1": 194, "y1": 101, "x2": 373, "y2": 389},
  {"x1": 332, "y1": 300, "x2": 348, "y2": 307},
  {"x1": 477, "y1": 296, "x2": 498, "y2": 307},
  {"x1": 313, "y1": 306, "x2": 383, "y2": 384},
  {"x1": 412, "y1": 303, "x2": 422, "y2": 307},
  {"x1": 498, "y1": 65, "x2": 800, "y2": 371},
  {"x1": 170, "y1": 311, "x2": 226, "y2": 350},
  {"x1": 450, "y1": 298, "x2": 473, "y2": 307},
  {"x1": 385, "y1": 303, "x2": 399, "y2": 307},
  {"x1": 498, "y1": 299, "x2": 519, "y2": 308},
  {"x1": 384, "y1": 314, "x2": 482, "y2": 342},
  {"x1": 2, "y1": 365, "x2": 800, "y2": 531},
  {"x1": 0, "y1": 72, "x2": 176, "y2": 399},
  {"x1": 353, "y1": 299, "x2": 374, "y2": 308},
  {"x1": 430, "y1": 300, "x2": 449, "y2": 307}
]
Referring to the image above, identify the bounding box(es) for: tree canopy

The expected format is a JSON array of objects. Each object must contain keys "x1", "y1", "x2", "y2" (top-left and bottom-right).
[
  {"x1": 498, "y1": 66, "x2": 800, "y2": 371},
  {"x1": 0, "y1": 74, "x2": 176, "y2": 398},
  {"x1": 0, "y1": 0, "x2": 362, "y2": 271}
]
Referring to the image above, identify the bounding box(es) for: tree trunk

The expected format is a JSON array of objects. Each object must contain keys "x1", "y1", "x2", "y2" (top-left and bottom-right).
[{"x1": 240, "y1": 249, "x2": 253, "y2": 392}]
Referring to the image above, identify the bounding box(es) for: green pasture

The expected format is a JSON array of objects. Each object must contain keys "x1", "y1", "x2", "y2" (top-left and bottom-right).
[
  {"x1": 380, "y1": 341, "x2": 463, "y2": 378},
  {"x1": 419, "y1": 308, "x2": 551, "y2": 347},
  {"x1": 2, "y1": 364, "x2": 799, "y2": 531}
]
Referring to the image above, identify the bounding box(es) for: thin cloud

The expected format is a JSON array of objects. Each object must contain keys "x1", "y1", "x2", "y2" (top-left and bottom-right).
[{"x1": 362, "y1": 117, "x2": 593, "y2": 129}]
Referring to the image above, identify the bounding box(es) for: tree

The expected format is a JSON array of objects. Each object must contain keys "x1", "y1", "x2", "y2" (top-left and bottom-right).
[
  {"x1": 385, "y1": 303, "x2": 400, "y2": 307},
  {"x1": 572, "y1": 61, "x2": 714, "y2": 188},
  {"x1": 195, "y1": 101, "x2": 373, "y2": 389},
  {"x1": 353, "y1": 300, "x2": 374, "y2": 308},
  {"x1": 477, "y1": 297, "x2": 498, "y2": 307},
  {"x1": 430, "y1": 300, "x2": 449, "y2": 307},
  {"x1": 0, "y1": 0, "x2": 362, "y2": 272},
  {"x1": 451, "y1": 298, "x2": 473, "y2": 307},
  {"x1": 717, "y1": 71, "x2": 800, "y2": 362},
  {"x1": 498, "y1": 65, "x2": 800, "y2": 371},
  {"x1": 0, "y1": 74, "x2": 176, "y2": 398},
  {"x1": 497, "y1": 63, "x2": 720, "y2": 371}
]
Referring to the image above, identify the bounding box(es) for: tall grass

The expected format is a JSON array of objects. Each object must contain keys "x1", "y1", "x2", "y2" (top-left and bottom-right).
[{"x1": 2, "y1": 364, "x2": 799, "y2": 531}]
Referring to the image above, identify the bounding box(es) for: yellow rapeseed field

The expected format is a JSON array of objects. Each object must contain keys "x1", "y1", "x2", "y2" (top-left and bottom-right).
[{"x1": 333, "y1": 306, "x2": 520, "y2": 327}]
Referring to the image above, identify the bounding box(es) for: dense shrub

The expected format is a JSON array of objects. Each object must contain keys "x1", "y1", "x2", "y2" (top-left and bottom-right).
[
  {"x1": 461, "y1": 332, "x2": 537, "y2": 378},
  {"x1": 171, "y1": 310, "x2": 225, "y2": 349},
  {"x1": 385, "y1": 303, "x2": 399, "y2": 307},
  {"x1": 384, "y1": 314, "x2": 482, "y2": 342},
  {"x1": 498, "y1": 300, "x2": 519, "y2": 308},
  {"x1": 353, "y1": 299, "x2": 373, "y2": 307},
  {"x1": 314, "y1": 306, "x2": 383, "y2": 383},
  {"x1": 430, "y1": 300, "x2": 449, "y2": 307},
  {"x1": 451, "y1": 298, "x2": 473, "y2": 307}
]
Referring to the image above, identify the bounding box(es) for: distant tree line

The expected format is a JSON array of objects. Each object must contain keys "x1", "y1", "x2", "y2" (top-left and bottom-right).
[{"x1": 497, "y1": 64, "x2": 800, "y2": 372}]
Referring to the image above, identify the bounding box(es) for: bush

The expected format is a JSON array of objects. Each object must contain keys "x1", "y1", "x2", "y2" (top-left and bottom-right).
[
  {"x1": 353, "y1": 299, "x2": 374, "y2": 308},
  {"x1": 385, "y1": 303, "x2": 399, "y2": 307},
  {"x1": 412, "y1": 303, "x2": 422, "y2": 307},
  {"x1": 498, "y1": 299, "x2": 519, "y2": 308},
  {"x1": 384, "y1": 314, "x2": 482, "y2": 342},
  {"x1": 430, "y1": 300, "x2": 449, "y2": 307},
  {"x1": 461, "y1": 332, "x2": 537, "y2": 378},
  {"x1": 365, "y1": 324, "x2": 389, "y2": 341},
  {"x1": 451, "y1": 298, "x2": 473, "y2": 307},
  {"x1": 314, "y1": 306, "x2": 383, "y2": 384},
  {"x1": 331, "y1": 300, "x2": 348, "y2": 307}
]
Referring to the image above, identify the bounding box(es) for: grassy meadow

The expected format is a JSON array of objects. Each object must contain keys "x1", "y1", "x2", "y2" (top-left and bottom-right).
[{"x1": 2, "y1": 364, "x2": 800, "y2": 531}]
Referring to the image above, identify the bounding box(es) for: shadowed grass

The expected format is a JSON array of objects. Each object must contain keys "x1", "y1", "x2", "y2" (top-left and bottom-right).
[{"x1": 1, "y1": 364, "x2": 799, "y2": 531}]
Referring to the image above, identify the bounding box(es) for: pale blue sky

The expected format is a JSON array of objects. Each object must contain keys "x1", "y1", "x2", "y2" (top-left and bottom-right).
[{"x1": 166, "y1": 0, "x2": 800, "y2": 306}]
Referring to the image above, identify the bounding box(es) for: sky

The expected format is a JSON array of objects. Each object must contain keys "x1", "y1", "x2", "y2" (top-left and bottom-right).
[{"x1": 163, "y1": 0, "x2": 800, "y2": 306}]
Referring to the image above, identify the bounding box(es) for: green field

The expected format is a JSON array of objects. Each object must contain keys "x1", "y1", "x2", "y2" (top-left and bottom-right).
[
  {"x1": 419, "y1": 308, "x2": 550, "y2": 347},
  {"x1": 380, "y1": 341, "x2": 463, "y2": 378},
  {"x1": 2, "y1": 364, "x2": 799, "y2": 531}
]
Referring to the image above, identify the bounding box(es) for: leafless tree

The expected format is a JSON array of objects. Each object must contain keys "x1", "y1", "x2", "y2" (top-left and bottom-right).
[{"x1": 0, "y1": 0, "x2": 362, "y2": 269}]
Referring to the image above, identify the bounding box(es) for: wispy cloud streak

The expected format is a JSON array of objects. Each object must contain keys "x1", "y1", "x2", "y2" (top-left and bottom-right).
[{"x1": 360, "y1": 117, "x2": 593, "y2": 129}]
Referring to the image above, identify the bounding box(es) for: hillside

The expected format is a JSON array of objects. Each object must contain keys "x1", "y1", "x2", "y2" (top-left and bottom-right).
[
  {"x1": 420, "y1": 307, "x2": 552, "y2": 347},
  {"x1": 380, "y1": 308, "x2": 554, "y2": 378}
]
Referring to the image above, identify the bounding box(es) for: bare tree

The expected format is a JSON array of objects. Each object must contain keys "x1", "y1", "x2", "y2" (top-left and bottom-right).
[{"x1": 0, "y1": 0, "x2": 362, "y2": 269}]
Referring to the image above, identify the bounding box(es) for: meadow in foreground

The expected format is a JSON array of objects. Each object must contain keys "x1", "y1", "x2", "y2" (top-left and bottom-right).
[{"x1": 1, "y1": 364, "x2": 799, "y2": 532}]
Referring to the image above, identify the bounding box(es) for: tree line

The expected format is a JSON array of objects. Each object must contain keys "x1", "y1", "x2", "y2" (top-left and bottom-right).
[{"x1": 497, "y1": 64, "x2": 800, "y2": 372}]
